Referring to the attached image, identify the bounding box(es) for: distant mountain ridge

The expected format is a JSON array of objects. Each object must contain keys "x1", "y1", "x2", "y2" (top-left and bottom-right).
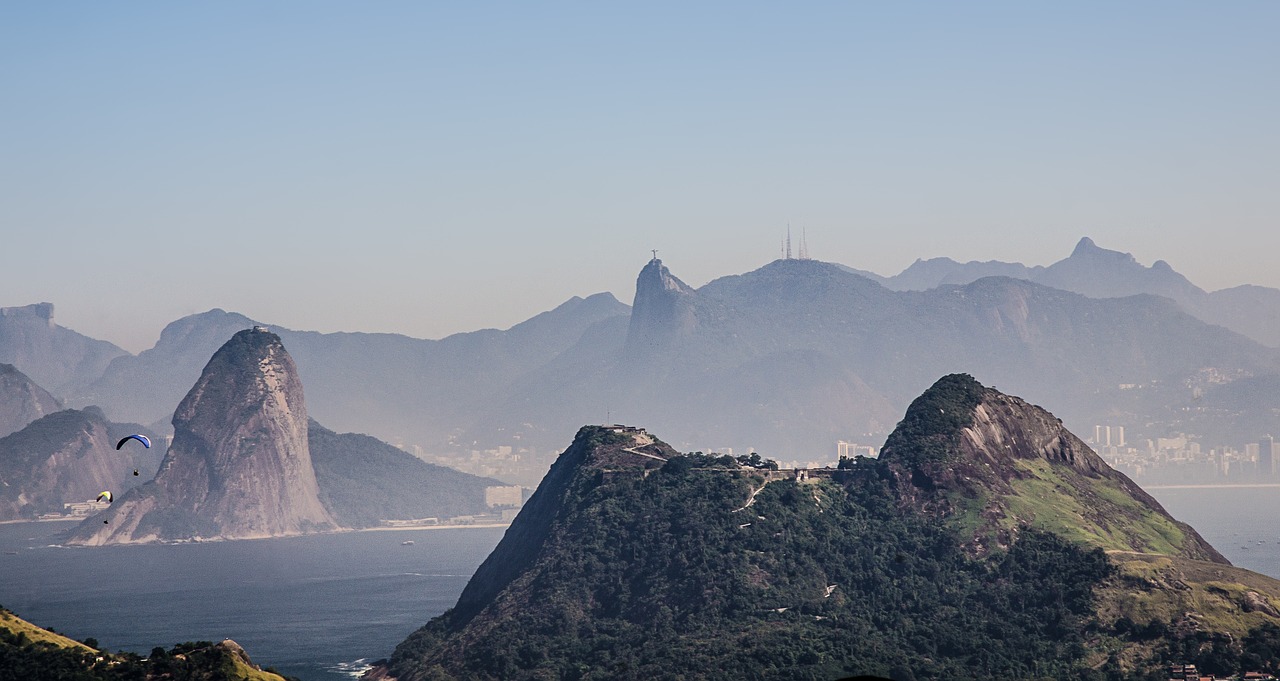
[
  {"x1": 74, "y1": 293, "x2": 630, "y2": 446},
  {"x1": 8, "y1": 236, "x2": 1280, "y2": 467},
  {"x1": 846, "y1": 237, "x2": 1280, "y2": 347},
  {"x1": 467, "y1": 257, "x2": 1280, "y2": 455}
]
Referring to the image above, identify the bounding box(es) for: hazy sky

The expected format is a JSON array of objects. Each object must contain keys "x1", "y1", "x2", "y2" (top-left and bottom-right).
[{"x1": 3, "y1": 2, "x2": 1277, "y2": 353}]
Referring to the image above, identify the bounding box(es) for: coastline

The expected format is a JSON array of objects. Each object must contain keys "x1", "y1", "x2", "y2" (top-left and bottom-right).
[{"x1": 355, "y1": 523, "x2": 510, "y2": 532}]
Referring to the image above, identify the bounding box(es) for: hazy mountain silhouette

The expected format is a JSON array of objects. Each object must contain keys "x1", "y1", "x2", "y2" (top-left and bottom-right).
[
  {"x1": 308, "y1": 419, "x2": 507, "y2": 529},
  {"x1": 0, "y1": 363, "x2": 62, "y2": 438},
  {"x1": 467, "y1": 258, "x2": 1280, "y2": 456},
  {"x1": 0, "y1": 303, "x2": 127, "y2": 394},
  {"x1": 75, "y1": 293, "x2": 630, "y2": 447},
  {"x1": 849, "y1": 237, "x2": 1280, "y2": 347},
  {"x1": 23, "y1": 241, "x2": 1280, "y2": 465}
]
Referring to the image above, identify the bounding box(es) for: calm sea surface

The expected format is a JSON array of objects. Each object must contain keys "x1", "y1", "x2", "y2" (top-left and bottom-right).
[
  {"x1": 0, "y1": 523, "x2": 505, "y2": 680},
  {"x1": 1146, "y1": 485, "x2": 1280, "y2": 579},
  {"x1": 1, "y1": 488, "x2": 1277, "y2": 680}
]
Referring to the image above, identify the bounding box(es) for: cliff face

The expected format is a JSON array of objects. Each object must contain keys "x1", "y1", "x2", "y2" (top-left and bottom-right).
[
  {"x1": 0, "y1": 363, "x2": 62, "y2": 438},
  {"x1": 67, "y1": 328, "x2": 336, "y2": 545},
  {"x1": 0, "y1": 407, "x2": 142, "y2": 520}
]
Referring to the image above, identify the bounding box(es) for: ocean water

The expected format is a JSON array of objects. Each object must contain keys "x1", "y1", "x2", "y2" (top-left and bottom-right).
[
  {"x1": 1, "y1": 488, "x2": 1277, "y2": 681},
  {"x1": 0, "y1": 522, "x2": 505, "y2": 680},
  {"x1": 1146, "y1": 485, "x2": 1280, "y2": 579}
]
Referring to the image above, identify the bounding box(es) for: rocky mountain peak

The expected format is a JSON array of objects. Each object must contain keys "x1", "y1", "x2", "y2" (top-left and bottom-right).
[
  {"x1": 0, "y1": 302, "x2": 54, "y2": 326},
  {"x1": 1067, "y1": 236, "x2": 1137, "y2": 264},
  {"x1": 877, "y1": 374, "x2": 1224, "y2": 562},
  {"x1": 1043, "y1": 236, "x2": 1202, "y2": 301},
  {"x1": 67, "y1": 328, "x2": 336, "y2": 544},
  {"x1": 625, "y1": 258, "x2": 697, "y2": 358}
]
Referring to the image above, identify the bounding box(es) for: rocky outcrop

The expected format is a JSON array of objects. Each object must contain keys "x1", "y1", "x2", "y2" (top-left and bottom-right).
[
  {"x1": 67, "y1": 328, "x2": 336, "y2": 544},
  {"x1": 879, "y1": 374, "x2": 1226, "y2": 562},
  {"x1": 0, "y1": 407, "x2": 143, "y2": 520},
  {"x1": 0, "y1": 363, "x2": 62, "y2": 438},
  {"x1": 623, "y1": 257, "x2": 697, "y2": 359}
]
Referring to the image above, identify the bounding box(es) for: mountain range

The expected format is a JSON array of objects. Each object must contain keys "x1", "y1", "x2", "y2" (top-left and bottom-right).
[
  {"x1": 4, "y1": 237, "x2": 1280, "y2": 468},
  {"x1": 847, "y1": 237, "x2": 1280, "y2": 348},
  {"x1": 469, "y1": 256, "x2": 1280, "y2": 454}
]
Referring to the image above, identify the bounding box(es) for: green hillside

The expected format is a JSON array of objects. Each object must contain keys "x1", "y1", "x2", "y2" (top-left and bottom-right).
[{"x1": 381, "y1": 377, "x2": 1280, "y2": 680}]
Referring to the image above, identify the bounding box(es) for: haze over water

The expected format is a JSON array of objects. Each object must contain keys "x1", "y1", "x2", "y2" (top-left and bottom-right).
[{"x1": 0, "y1": 523, "x2": 505, "y2": 681}]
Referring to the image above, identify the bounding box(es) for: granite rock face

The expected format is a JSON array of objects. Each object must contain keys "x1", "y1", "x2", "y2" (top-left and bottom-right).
[{"x1": 68, "y1": 328, "x2": 336, "y2": 544}]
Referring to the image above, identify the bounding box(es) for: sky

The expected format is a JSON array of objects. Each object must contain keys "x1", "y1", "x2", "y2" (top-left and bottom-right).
[{"x1": 2, "y1": 2, "x2": 1277, "y2": 353}]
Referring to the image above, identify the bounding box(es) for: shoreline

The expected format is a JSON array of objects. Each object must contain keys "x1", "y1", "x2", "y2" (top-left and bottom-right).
[
  {"x1": 0, "y1": 518, "x2": 510, "y2": 546},
  {"x1": 356, "y1": 523, "x2": 510, "y2": 532},
  {"x1": 0, "y1": 518, "x2": 82, "y2": 526}
]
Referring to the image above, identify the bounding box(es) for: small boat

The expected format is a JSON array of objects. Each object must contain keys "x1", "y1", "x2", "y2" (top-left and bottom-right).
[{"x1": 401, "y1": 540, "x2": 415, "y2": 546}]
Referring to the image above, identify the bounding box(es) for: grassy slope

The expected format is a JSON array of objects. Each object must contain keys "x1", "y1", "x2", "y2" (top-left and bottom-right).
[
  {"x1": 1002, "y1": 458, "x2": 1186, "y2": 555},
  {"x1": 1, "y1": 607, "x2": 289, "y2": 681},
  {"x1": 1097, "y1": 554, "x2": 1280, "y2": 636},
  {"x1": 0, "y1": 608, "x2": 95, "y2": 651}
]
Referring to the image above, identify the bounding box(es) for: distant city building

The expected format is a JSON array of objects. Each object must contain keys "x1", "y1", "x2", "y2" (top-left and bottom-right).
[
  {"x1": 485, "y1": 485, "x2": 523, "y2": 508},
  {"x1": 1261, "y1": 436, "x2": 1276, "y2": 478},
  {"x1": 837, "y1": 441, "x2": 878, "y2": 459},
  {"x1": 1092, "y1": 425, "x2": 1125, "y2": 447}
]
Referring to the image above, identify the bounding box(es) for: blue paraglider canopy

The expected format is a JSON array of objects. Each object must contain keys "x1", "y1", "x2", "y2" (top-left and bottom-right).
[{"x1": 115, "y1": 434, "x2": 151, "y2": 450}]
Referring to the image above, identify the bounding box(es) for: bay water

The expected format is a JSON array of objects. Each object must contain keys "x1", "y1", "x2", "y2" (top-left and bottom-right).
[
  {"x1": 1, "y1": 487, "x2": 1278, "y2": 680},
  {"x1": 0, "y1": 522, "x2": 505, "y2": 680}
]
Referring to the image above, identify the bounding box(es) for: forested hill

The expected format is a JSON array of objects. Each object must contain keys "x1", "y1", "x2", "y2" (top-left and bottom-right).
[{"x1": 378, "y1": 378, "x2": 1280, "y2": 681}]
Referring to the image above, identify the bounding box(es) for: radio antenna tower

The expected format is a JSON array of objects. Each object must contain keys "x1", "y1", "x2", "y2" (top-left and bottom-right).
[
  {"x1": 786, "y1": 223, "x2": 793, "y2": 260},
  {"x1": 800, "y1": 227, "x2": 809, "y2": 260}
]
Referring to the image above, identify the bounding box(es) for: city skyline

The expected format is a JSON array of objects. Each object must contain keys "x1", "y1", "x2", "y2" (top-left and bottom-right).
[{"x1": 3, "y1": 3, "x2": 1277, "y2": 352}]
